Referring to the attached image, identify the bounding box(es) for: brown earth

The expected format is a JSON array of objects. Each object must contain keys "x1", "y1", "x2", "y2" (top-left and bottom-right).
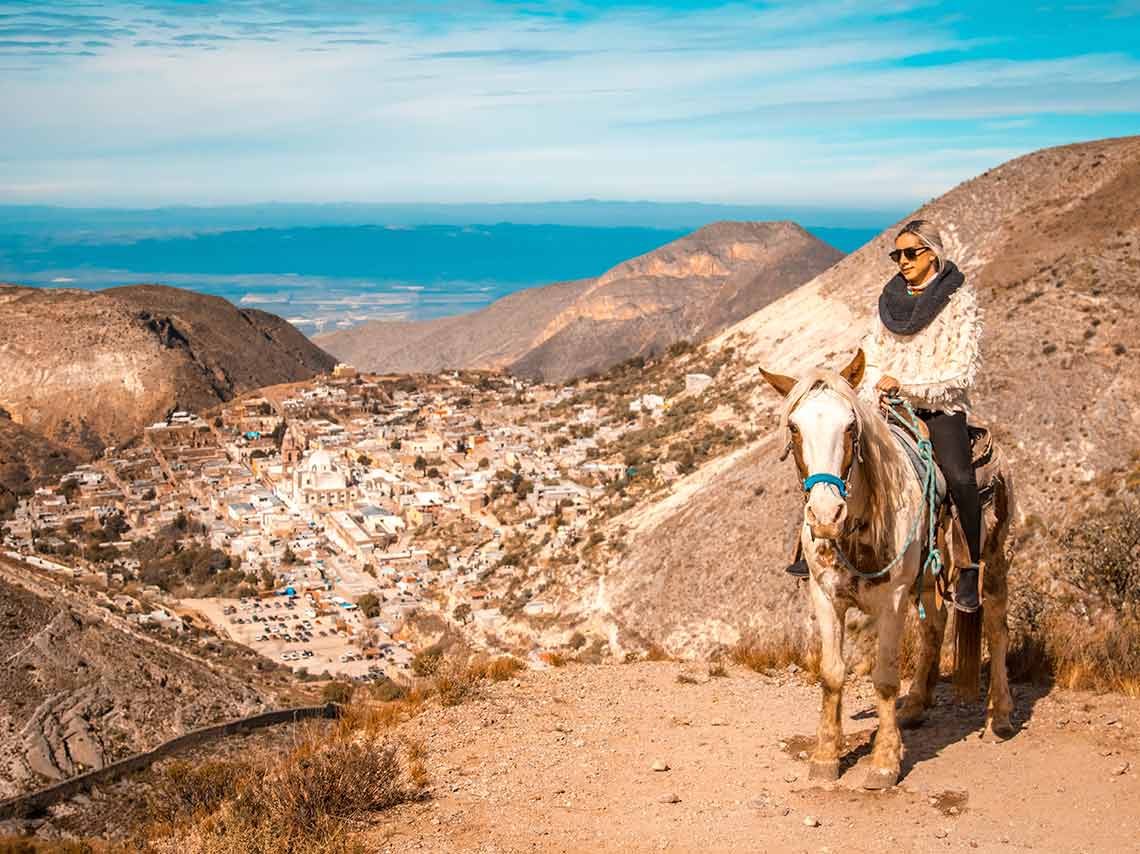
[
  {"x1": 0, "y1": 283, "x2": 336, "y2": 459},
  {"x1": 372, "y1": 662, "x2": 1140, "y2": 854},
  {"x1": 13, "y1": 661, "x2": 1140, "y2": 853},
  {"x1": 316, "y1": 221, "x2": 842, "y2": 382},
  {"x1": 565, "y1": 134, "x2": 1140, "y2": 656}
]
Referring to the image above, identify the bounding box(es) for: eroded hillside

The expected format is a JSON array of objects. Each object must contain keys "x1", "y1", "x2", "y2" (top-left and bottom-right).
[{"x1": 0, "y1": 284, "x2": 336, "y2": 457}]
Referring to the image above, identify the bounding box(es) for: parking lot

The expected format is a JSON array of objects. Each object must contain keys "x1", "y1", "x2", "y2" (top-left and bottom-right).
[{"x1": 184, "y1": 595, "x2": 413, "y2": 681}]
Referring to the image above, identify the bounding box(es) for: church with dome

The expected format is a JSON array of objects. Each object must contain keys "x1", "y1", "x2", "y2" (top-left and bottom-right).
[{"x1": 292, "y1": 448, "x2": 358, "y2": 509}]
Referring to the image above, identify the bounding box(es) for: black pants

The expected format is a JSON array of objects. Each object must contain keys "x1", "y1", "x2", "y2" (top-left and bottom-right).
[{"x1": 918, "y1": 409, "x2": 982, "y2": 563}]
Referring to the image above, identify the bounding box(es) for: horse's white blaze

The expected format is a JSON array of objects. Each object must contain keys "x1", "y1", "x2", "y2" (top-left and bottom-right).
[{"x1": 791, "y1": 389, "x2": 853, "y2": 537}]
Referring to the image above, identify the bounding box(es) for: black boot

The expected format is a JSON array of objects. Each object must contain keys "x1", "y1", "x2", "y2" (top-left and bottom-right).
[
  {"x1": 954, "y1": 563, "x2": 980, "y2": 612},
  {"x1": 786, "y1": 559, "x2": 809, "y2": 578}
]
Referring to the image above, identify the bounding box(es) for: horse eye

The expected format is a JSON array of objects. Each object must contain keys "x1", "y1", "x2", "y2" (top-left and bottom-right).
[
  {"x1": 846, "y1": 423, "x2": 856, "y2": 434},
  {"x1": 788, "y1": 424, "x2": 799, "y2": 434}
]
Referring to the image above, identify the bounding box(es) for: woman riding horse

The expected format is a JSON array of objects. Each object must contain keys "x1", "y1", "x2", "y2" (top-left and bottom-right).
[{"x1": 787, "y1": 219, "x2": 983, "y2": 614}]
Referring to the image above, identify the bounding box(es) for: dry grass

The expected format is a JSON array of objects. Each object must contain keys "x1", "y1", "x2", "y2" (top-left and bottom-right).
[
  {"x1": 675, "y1": 673, "x2": 699, "y2": 684},
  {"x1": 730, "y1": 630, "x2": 821, "y2": 676},
  {"x1": 707, "y1": 661, "x2": 728, "y2": 678},
  {"x1": 141, "y1": 729, "x2": 424, "y2": 854},
  {"x1": 539, "y1": 651, "x2": 568, "y2": 668},
  {"x1": 0, "y1": 840, "x2": 116, "y2": 854},
  {"x1": 432, "y1": 657, "x2": 483, "y2": 706},
  {"x1": 481, "y1": 655, "x2": 525, "y2": 682},
  {"x1": 1006, "y1": 497, "x2": 1140, "y2": 696}
]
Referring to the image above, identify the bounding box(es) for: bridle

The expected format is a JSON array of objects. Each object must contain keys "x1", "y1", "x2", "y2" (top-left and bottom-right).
[{"x1": 780, "y1": 389, "x2": 863, "y2": 504}]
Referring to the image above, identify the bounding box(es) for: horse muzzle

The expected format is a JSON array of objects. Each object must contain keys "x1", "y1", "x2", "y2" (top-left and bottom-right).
[{"x1": 806, "y1": 499, "x2": 848, "y2": 541}]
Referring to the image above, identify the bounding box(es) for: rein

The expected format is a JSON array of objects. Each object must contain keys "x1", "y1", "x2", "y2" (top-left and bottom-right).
[{"x1": 797, "y1": 395, "x2": 944, "y2": 619}]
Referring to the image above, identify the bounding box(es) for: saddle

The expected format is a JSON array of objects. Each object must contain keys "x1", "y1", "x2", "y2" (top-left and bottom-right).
[{"x1": 886, "y1": 411, "x2": 1002, "y2": 576}]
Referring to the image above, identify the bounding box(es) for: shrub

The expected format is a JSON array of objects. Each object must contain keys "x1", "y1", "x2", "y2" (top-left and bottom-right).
[{"x1": 321, "y1": 681, "x2": 355, "y2": 705}]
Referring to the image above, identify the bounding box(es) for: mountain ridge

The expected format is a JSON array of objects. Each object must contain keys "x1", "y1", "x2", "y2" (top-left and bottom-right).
[{"x1": 317, "y1": 220, "x2": 842, "y2": 382}]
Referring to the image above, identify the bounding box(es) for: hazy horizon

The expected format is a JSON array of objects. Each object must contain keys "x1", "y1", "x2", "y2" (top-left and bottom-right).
[{"x1": 3, "y1": 2, "x2": 1137, "y2": 209}]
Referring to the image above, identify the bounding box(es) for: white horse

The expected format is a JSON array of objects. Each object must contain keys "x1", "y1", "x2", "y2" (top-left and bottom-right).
[{"x1": 761, "y1": 351, "x2": 1015, "y2": 789}]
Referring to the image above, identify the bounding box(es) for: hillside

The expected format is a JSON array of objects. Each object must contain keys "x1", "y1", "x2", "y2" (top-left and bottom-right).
[
  {"x1": 0, "y1": 284, "x2": 336, "y2": 457},
  {"x1": 0, "y1": 556, "x2": 287, "y2": 799},
  {"x1": 14, "y1": 661, "x2": 1139, "y2": 851},
  {"x1": 316, "y1": 221, "x2": 842, "y2": 382},
  {"x1": 0, "y1": 416, "x2": 79, "y2": 518},
  {"x1": 551, "y1": 135, "x2": 1140, "y2": 656}
]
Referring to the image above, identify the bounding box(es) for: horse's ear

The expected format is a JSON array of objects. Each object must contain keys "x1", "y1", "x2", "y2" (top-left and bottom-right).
[
  {"x1": 759, "y1": 366, "x2": 797, "y2": 398},
  {"x1": 839, "y1": 349, "x2": 866, "y2": 389}
]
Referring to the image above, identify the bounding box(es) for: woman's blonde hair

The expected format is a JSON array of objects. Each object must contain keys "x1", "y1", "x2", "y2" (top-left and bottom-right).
[{"x1": 896, "y1": 219, "x2": 944, "y2": 272}]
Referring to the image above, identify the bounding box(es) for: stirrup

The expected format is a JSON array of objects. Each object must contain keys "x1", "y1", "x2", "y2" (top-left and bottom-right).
[
  {"x1": 785, "y1": 559, "x2": 809, "y2": 578},
  {"x1": 953, "y1": 563, "x2": 980, "y2": 613}
]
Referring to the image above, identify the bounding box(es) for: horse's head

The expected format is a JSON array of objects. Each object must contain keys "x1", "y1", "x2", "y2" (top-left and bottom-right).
[{"x1": 760, "y1": 350, "x2": 866, "y2": 541}]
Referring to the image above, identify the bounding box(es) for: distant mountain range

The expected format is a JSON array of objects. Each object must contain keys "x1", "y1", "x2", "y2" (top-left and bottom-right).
[
  {"x1": 316, "y1": 221, "x2": 843, "y2": 382},
  {"x1": 0, "y1": 200, "x2": 895, "y2": 237}
]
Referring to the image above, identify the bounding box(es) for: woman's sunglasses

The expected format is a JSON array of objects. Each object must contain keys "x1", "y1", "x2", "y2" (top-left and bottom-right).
[{"x1": 889, "y1": 246, "x2": 930, "y2": 264}]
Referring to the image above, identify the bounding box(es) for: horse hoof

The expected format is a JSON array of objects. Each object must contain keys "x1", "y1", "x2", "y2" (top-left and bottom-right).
[
  {"x1": 862, "y1": 768, "x2": 898, "y2": 790},
  {"x1": 986, "y1": 717, "x2": 1015, "y2": 741},
  {"x1": 808, "y1": 759, "x2": 840, "y2": 782}
]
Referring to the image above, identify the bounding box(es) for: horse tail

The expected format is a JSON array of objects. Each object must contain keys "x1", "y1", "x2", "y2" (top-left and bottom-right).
[{"x1": 954, "y1": 608, "x2": 983, "y2": 700}]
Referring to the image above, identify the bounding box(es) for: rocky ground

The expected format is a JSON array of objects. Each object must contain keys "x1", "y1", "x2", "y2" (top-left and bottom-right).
[{"x1": 372, "y1": 661, "x2": 1139, "y2": 854}]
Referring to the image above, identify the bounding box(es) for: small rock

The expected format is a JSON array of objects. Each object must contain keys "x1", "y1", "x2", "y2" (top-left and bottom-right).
[
  {"x1": 710, "y1": 718, "x2": 727, "y2": 727},
  {"x1": 1100, "y1": 749, "x2": 1115, "y2": 757},
  {"x1": 781, "y1": 806, "x2": 792, "y2": 816},
  {"x1": 934, "y1": 829, "x2": 948, "y2": 839},
  {"x1": 797, "y1": 750, "x2": 809, "y2": 760},
  {"x1": 783, "y1": 772, "x2": 799, "y2": 783},
  {"x1": 778, "y1": 740, "x2": 788, "y2": 749},
  {"x1": 948, "y1": 806, "x2": 960, "y2": 816},
  {"x1": 651, "y1": 760, "x2": 670, "y2": 772},
  {"x1": 658, "y1": 792, "x2": 680, "y2": 804},
  {"x1": 1113, "y1": 762, "x2": 1130, "y2": 776},
  {"x1": 787, "y1": 663, "x2": 800, "y2": 674},
  {"x1": 572, "y1": 738, "x2": 586, "y2": 748},
  {"x1": 803, "y1": 815, "x2": 820, "y2": 827},
  {"x1": 928, "y1": 797, "x2": 939, "y2": 806},
  {"x1": 554, "y1": 723, "x2": 573, "y2": 733}
]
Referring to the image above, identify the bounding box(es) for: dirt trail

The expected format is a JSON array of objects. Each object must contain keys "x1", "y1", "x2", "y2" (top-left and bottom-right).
[{"x1": 375, "y1": 661, "x2": 1140, "y2": 854}]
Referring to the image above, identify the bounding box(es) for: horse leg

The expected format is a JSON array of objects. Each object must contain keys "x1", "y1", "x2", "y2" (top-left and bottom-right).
[
  {"x1": 899, "y1": 586, "x2": 947, "y2": 729},
  {"x1": 865, "y1": 590, "x2": 907, "y2": 790},
  {"x1": 808, "y1": 578, "x2": 846, "y2": 782},
  {"x1": 983, "y1": 553, "x2": 1015, "y2": 739}
]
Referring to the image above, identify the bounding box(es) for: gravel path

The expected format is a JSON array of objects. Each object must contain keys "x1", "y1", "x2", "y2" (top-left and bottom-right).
[{"x1": 373, "y1": 661, "x2": 1140, "y2": 854}]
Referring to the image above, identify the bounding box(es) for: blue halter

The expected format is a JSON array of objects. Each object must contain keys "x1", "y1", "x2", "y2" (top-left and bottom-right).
[{"x1": 802, "y1": 472, "x2": 848, "y2": 498}]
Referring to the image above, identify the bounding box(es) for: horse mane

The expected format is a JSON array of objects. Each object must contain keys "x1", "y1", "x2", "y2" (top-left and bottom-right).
[{"x1": 779, "y1": 369, "x2": 917, "y2": 557}]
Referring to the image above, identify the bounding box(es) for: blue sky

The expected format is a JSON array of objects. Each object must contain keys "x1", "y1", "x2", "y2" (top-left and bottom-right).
[{"x1": 1, "y1": 0, "x2": 1138, "y2": 209}]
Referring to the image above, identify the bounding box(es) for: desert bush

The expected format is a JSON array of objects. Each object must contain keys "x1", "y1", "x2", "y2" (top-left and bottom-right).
[
  {"x1": 481, "y1": 655, "x2": 525, "y2": 682},
  {"x1": 148, "y1": 735, "x2": 420, "y2": 854},
  {"x1": 432, "y1": 657, "x2": 482, "y2": 706},
  {"x1": 1007, "y1": 498, "x2": 1140, "y2": 695},
  {"x1": 410, "y1": 648, "x2": 442, "y2": 677},
  {"x1": 321, "y1": 681, "x2": 355, "y2": 705},
  {"x1": 147, "y1": 759, "x2": 249, "y2": 827}
]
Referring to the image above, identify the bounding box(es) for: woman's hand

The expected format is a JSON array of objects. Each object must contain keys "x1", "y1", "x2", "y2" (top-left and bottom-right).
[
  {"x1": 875, "y1": 374, "x2": 901, "y2": 396},
  {"x1": 875, "y1": 375, "x2": 900, "y2": 414}
]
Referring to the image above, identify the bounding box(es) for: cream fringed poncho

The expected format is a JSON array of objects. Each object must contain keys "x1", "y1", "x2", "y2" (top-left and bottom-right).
[{"x1": 859, "y1": 282, "x2": 982, "y2": 415}]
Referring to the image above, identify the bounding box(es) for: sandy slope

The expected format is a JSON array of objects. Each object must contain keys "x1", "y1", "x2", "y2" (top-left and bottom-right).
[{"x1": 375, "y1": 662, "x2": 1139, "y2": 854}]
